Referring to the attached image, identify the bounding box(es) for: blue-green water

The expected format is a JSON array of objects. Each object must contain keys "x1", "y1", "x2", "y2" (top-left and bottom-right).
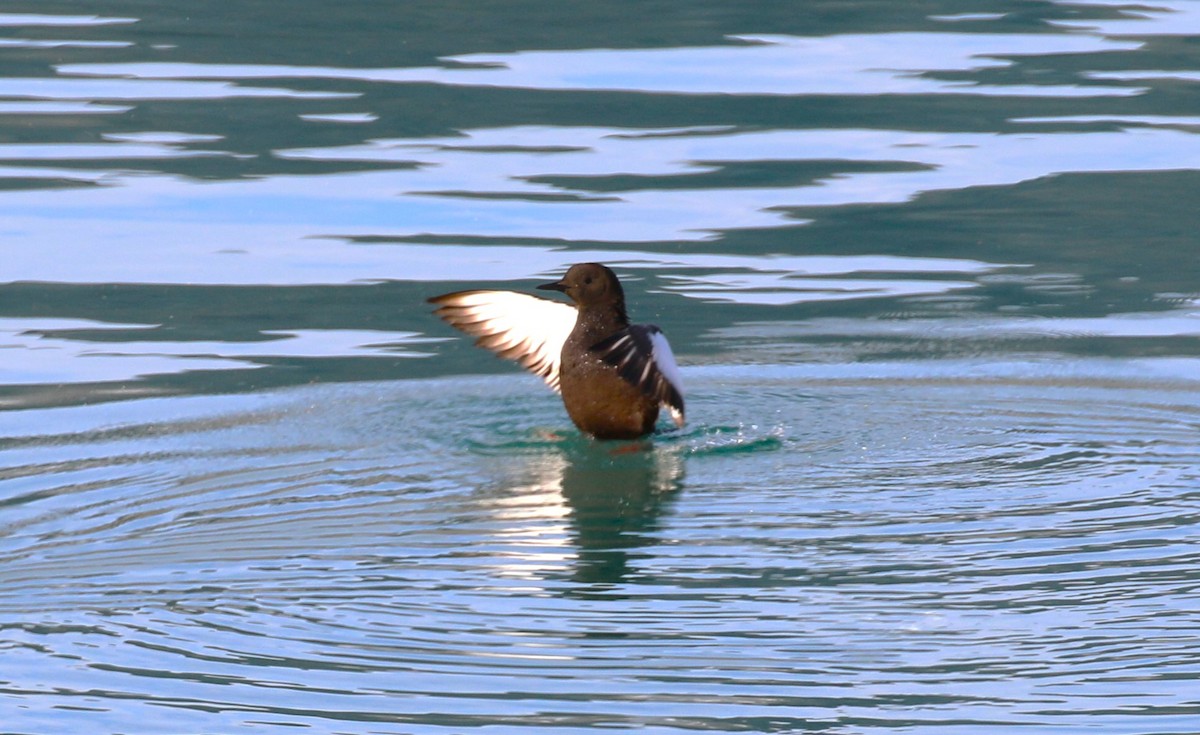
[{"x1": 2, "y1": 2, "x2": 1199, "y2": 733}]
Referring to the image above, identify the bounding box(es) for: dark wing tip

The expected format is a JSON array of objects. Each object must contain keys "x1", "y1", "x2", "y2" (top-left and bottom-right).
[{"x1": 428, "y1": 290, "x2": 477, "y2": 306}]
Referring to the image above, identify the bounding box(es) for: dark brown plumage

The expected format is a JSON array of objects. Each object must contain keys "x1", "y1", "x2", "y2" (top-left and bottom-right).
[{"x1": 429, "y1": 263, "x2": 685, "y2": 439}]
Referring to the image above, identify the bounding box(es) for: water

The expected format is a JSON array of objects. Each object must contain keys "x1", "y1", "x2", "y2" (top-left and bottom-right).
[{"x1": 2, "y1": 1, "x2": 1199, "y2": 732}]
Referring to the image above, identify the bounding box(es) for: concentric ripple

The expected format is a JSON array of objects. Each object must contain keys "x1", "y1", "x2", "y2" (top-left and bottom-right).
[{"x1": 2, "y1": 362, "x2": 1197, "y2": 733}]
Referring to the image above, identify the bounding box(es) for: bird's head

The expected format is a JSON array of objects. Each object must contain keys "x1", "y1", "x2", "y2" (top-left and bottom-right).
[{"x1": 538, "y1": 263, "x2": 627, "y2": 317}]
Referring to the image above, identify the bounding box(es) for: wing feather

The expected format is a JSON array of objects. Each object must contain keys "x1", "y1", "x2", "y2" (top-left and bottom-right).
[
  {"x1": 429, "y1": 290, "x2": 577, "y2": 392},
  {"x1": 591, "y1": 324, "x2": 686, "y2": 427}
]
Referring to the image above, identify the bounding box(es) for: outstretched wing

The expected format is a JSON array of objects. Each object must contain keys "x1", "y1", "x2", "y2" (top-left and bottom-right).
[
  {"x1": 429, "y1": 290, "x2": 577, "y2": 392},
  {"x1": 591, "y1": 324, "x2": 686, "y2": 427}
]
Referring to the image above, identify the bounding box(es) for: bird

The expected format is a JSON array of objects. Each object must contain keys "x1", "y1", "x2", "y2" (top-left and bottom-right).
[{"x1": 429, "y1": 263, "x2": 685, "y2": 440}]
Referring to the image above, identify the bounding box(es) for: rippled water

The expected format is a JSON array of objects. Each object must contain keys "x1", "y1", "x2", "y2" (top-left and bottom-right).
[
  {"x1": 5, "y1": 365, "x2": 1199, "y2": 733},
  {"x1": 2, "y1": 1, "x2": 1200, "y2": 733}
]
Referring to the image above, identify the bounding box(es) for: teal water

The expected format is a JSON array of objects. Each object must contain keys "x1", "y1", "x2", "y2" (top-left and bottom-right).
[{"x1": 2, "y1": 2, "x2": 1199, "y2": 733}]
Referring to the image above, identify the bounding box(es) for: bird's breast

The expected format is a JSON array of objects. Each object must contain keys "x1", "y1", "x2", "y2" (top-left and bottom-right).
[{"x1": 558, "y1": 341, "x2": 658, "y2": 439}]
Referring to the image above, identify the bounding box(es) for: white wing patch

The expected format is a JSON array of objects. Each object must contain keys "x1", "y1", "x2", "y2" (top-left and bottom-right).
[
  {"x1": 592, "y1": 324, "x2": 686, "y2": 428},
  {"x1": 429, "y1": 290, "x2": 577, "y2": 392},
  {"x1": 648, "y1": 329, "x2": 686, "y2": 427}
]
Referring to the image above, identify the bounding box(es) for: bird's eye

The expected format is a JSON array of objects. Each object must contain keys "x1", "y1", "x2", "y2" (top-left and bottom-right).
[{"x1": 584, "y1": 277, "x2": 593, "y2": 285}]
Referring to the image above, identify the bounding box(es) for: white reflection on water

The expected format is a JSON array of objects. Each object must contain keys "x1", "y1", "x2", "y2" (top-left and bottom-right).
[
  {"x1": 929, "y1": 13, "x2": 1009, "y2": 23},
  {"x1": 482, "y1": 453, "x2": 576, "y2": 581},
  {"x1": 0, "y1": 101, "x2": 131, "y2": 115},
  {"x1": 273, "y1": 126, "x2": 1200, "y2": 206},
  {"x1": 0, "y1": 14, "x2": 137, "y2": 26},
  {"x1": 0, "y1": 318, "x2": 438, "y2": 387},
  {"x1": 1052, "y1": 0, "x2": 1200, "y2": 35},
  {"x1": 705, "y1": 300, "x2": 1200, "y2": 367},
  {"x1": 1088, "y1": 70, "x2": 1200, "y2": 83},
  {"x1": 0, "y1": 77, "x2": 352, "y2": 101},
  {"x1": 58, "y1": 31, "x2": 1142, "y2": 97},
  {"x1": 1013, "y1": 114, "x2": 1200, "y2": 127},
  {"x1": 0, "y1": 236, "x2": 1001, "y2": 292},
  {"x1": 661, "y1": 273, "x2": 980, "y2": 306},
  {"x1": 0, "y1": 38, "x2": 130, "y2": 49},
  {"x1": 101, "y1": 132, "x2": 226, "y2": 144},
  {"x1": 298, "y1": 112, "x2": 379, "y2": 124},
  {"x1": 0, "y1": 123, "x2": 1197, "y2": 287},
  {"x1": 0, "y1": 142, "x2": 235, "y2": 160}
]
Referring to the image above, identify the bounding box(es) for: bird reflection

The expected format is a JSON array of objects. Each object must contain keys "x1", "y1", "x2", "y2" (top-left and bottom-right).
[
  {"x1": 492, "y1": 438, "x2": 684, "y2": 587},
  {"x1": 557, "y1": 441, "x2": 683, "y2": 585}
]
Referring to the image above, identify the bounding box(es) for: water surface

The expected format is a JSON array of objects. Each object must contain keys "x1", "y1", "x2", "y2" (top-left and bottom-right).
[{"x1": 2, "y1": 1, "x2": 1199, "y2": 733}]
